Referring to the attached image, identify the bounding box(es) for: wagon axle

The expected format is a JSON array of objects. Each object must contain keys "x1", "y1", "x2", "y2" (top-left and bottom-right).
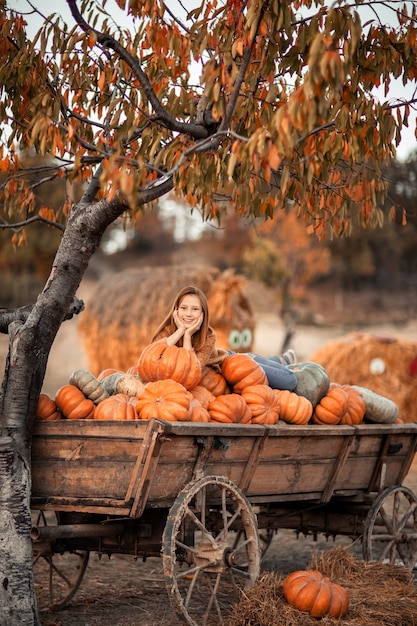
[{"x1": 31, "y1": 522, "x2": 125, "y2": 542}]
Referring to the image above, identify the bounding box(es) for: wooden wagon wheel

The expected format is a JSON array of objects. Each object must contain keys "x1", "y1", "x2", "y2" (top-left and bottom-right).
[
  {"x1": 232, "y1": 525, "x2": 274, "y2": 563},
  {"x1": 363, "y1": 485, "x2": 417, "y2": 570},
  {"x1": 162, "y1": 475, "x2": 261, "y2": 626},
  {"x1": 32, "y1": 511, "x2": 90, "y2": 611}
]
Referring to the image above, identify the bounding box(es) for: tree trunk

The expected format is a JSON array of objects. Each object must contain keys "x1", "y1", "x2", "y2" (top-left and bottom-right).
[
  {"x1": 0, "y1": 170, "x2": 172, "y2": 624},
  {"x1": 0, "y1": 431, "x2": 39, "y2": 624},
  {"x1": 0, "y1": 196, "x2": 127, "y2": 624}
]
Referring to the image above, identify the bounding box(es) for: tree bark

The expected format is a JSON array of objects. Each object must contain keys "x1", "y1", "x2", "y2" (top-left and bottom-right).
[{"x1": 0, "y1": 195, "x2": 128, "y2": 625}]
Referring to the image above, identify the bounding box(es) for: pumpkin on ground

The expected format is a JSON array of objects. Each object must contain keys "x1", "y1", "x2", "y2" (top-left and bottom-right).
[
  {"x1": 93, "y1": 393, "x2": 138, "y2": 421},
  {"x1": 36, "y1": 393, "x2": 62, "y2": 421},
  {"x1": 136, "y1": 379, "x2": 192, "y2": 421},
  {"x1": 221, "y1": 354, "x2": 267, "y2": 394},
  {"x1": 241, "y1": 384, "x2": 280, "y2": 424},
  {"x1": 287, "y1": 362, "x2": 330, "y2": 407},
  {"x1": 312, "y1": 384, "x2": 349, "y2": 425},
  {"x1": 282, "y1": 569, "x2": 349, "y2": 619},
  {"x1": 55, "y1": 384, "x2": 95, "y2": 420},
  {"x1": 274, "y1": 389, "x2": 313, "y2": 425},
  {"x1": 69, "y1": 369, "x2": 109, "y2": 404},
  {"x1": 198, "y1": 366, "x2": 229, "y2": 396},
  {"x1": 138, "y1": 343, "x2": 202, "y2": 390},
  {"x1": 208, "y1": 393, "x2": 252, "y2": 424}
]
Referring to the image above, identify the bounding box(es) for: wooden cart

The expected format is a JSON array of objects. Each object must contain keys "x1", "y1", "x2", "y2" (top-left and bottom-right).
[{"x1": 31, "y1": 419, "x2": 417, "y2": 625}]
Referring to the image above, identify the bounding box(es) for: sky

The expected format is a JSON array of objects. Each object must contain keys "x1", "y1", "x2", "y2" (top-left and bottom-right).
[{"x1": 6, "y1": 0, "x2": 417, "y2": 161}]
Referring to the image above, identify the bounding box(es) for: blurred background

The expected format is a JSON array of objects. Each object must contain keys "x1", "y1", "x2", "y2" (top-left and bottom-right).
[{"x1": 1, "y1": 151, "x2": 416, "y2": 407}]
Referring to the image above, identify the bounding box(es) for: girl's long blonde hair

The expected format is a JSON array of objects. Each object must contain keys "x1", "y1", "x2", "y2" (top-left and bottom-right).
[{"x1": 151, "y1": 286, "x2": 210, "y2": 351}]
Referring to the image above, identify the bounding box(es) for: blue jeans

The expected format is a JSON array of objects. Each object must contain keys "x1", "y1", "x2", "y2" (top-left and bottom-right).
[{"x1": 227, "y1": 351, "x2": 297, "y2": 391}]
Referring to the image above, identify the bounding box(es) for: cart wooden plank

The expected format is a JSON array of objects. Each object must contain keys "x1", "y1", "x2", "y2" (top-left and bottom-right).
[{"x1": 31, "y1": 420, "x2": 417, "y2": 517}]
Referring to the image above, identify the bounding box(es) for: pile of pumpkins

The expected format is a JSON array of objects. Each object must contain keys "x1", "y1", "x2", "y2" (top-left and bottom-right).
[{"x1": 36, "y1": 342, "x2": 400, "y2": 425}]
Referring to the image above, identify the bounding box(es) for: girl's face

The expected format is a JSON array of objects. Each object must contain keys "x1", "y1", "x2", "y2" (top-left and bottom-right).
[{"x1": 177, "y1": 294, "x2": 203, "y2": 327}]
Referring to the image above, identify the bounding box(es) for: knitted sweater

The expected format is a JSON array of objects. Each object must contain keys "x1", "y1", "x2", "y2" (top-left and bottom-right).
[{"x1": 152, "y1": 327, "x2": 228, "y2": 371}]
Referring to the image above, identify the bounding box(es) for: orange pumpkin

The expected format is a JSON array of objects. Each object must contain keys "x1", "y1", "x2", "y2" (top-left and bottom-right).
[
  {"x1": 36, "y1": 393, "x2": 62, "y2": 421},
  {"x1": 191, "y1": 385, "x2": 215, "y2": 409},
  {"x1": 93, "y1": 394, "x2": 137, "y2": 421},
  {"x1": 208, "y1": 393, "x2": 252, "y2": 424},
  {"x1": 241, "y1": 384, "x2": 280, "y2": 424},
  {"x1": 282, "y1": 569, "x2": 349, "y2": 619},
  {"x1": 198, "y1": 366, "x2": 229, "y2": 396},
  {"x1": 97, "y1": 368, "x2": 121, "y2": 380},
  {"x1": 136, "y1": 379, "x2": 192, "y2": 421},
  {"x1": 138, "y1": 343, "x2": 202, "y2": 390},
  {"x1": 55, "y1": 384, "x2": 95, "y2": 420},
  {"x1": 312, "y1": 384, "x2": 349, "y2": 425},
  {"x1": 339, "y1": 384, "x2": 366, "y2": 425},
  {"x1": 189, "y1": 398, "x2": 211, "y2": 422},
  {"x1": 221, "y1": 354, "x2": 267, "y2": 394},
  {"x1": 274, "y1": 389, "x2": 313, "y2": 425}
]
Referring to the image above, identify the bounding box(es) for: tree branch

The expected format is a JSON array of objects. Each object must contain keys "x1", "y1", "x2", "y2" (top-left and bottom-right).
[
  {"x1": 213, "y1": 1, "x2": 267, "y2": 149},
  {"x1": 0, "y1": 297, "x2": 84, "y2": 334},
  {"x1": 0, "y1": 215, "x2": 65, "y2": 232},
  {"x1": 66, "y1": 0, "x2": 209, "y2": 140}
]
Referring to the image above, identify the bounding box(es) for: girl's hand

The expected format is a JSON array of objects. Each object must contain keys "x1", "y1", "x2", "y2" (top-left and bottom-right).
[
  {"x1": 173, "y1": 308, "x2": 186, "y2": 331},
  {"x1": 184, "y1": 313, "x2": 203, "y2": 337}
]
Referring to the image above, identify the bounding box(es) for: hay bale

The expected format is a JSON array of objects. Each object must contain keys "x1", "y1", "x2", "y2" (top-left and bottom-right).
[
  {"x1": 225, "y1": 546, "x2": 417, "y2": 626},
  {"x1": 78, "y1": 266, "x2": 255, "y2": 375},
  {"x1": 308, "y1": 332, "x2": 417, "y2": 422}
]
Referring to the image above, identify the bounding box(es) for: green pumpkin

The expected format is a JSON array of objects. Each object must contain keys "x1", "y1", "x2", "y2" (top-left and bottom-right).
[
  {"x1": 352, "y1": 385, "x2": 399, "y2": 423},
  {"x1": 287, "y1": 362, "x2": 330, "y2": 407}
]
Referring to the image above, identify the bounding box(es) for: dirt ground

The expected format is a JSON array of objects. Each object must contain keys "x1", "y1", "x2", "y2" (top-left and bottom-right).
[{"x1": 2, "y1": 273, "x2": 417, "y2": 626}]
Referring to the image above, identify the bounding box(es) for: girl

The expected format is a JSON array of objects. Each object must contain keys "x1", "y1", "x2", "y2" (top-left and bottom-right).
[{"x1": 151, "y1": 285, "x2": 297, "y2": 391}]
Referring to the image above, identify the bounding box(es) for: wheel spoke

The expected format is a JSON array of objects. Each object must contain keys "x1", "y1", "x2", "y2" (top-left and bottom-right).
[
  {"x1": 175, "y1": 560, "x2": 220, "y2": 581},
  {"x1": 378, "y1": 505, "x2": 395, "y2": 535},
  {"x1": 377, "y1": 539, "x2": 397, "y2": 564},
  {"x1": 194, "y1": 484, "x2": 208, "y2": 529},
  {"x1": 184, "y1": 568, "x2": 200, "y2": 610},
  {"x1": 175, "y1": 539, "x2": 202, "y2": 556},
  {"x1": 397, "y1": 503, "x2": 417, "y2": 533},
  {"x1": 229, "y1": 565, "x2": 252, "y2": 580},
  {"x1": 184, "y1": 504, "x2": 218, "y2": 548},
  {"x1": 49, "y1": 559, "x2": 74, "y2": 587},
  {"x1": 219, "y1": 506, "x2": 241, "y2": 536}
]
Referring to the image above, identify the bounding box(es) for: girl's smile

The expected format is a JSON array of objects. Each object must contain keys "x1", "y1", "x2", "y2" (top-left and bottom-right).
[{"x1": 177, "y1": 294, "x2": 203, "y2": 326}]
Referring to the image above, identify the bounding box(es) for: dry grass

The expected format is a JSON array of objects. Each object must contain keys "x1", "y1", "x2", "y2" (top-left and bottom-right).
[
  {"x1": 226, "y1": 546, "x2": 417, "y2": 626},
  {"x1": 309, "y1": 333, "x2": 417, "y2": 422}
]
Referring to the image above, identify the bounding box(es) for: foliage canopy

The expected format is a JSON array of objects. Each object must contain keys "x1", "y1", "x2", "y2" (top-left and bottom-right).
[{"x1": 1, "y1": 0, "x2": 417, "y2": 241}]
